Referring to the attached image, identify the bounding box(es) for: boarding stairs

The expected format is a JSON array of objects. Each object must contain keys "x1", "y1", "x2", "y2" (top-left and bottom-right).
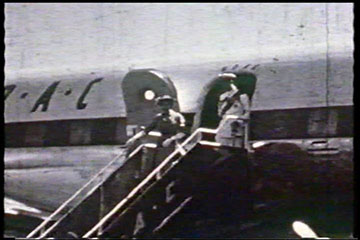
[{"x1": 27, "y1": 117, "x2": 249, "y2": 239}]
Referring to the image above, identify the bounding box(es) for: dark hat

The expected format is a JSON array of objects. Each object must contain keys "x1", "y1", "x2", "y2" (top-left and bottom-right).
[{"x1": 156, "y1": 95, "x2": 174, "y2": 105}]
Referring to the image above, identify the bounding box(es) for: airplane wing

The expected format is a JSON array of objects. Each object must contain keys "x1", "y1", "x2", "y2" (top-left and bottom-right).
[{"x1": 4, "y1": 197, "x2": 52, "y2": 220}]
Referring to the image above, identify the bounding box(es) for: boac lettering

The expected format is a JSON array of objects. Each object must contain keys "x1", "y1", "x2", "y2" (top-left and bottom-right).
[
  {"x1": 30, "y1": 81, "x2": 60, "y2": 112},
  {"x1": 4, "y1": 85, "x2": 16, "y2": 100},
  {"x1": 166, "y1": 181, "x2": 176, "y2": 203},
  {"x1": 77, "y1": 78, "x2": 103, "y2": 110},
  {"x1": 133, "y1": 212, "x2": 146, "y2": 236}
]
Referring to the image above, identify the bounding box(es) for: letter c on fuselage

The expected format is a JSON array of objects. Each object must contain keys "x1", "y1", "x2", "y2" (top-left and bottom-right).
[{"x1": 77, "y1": 78, "x2": 103, "y2": 110}]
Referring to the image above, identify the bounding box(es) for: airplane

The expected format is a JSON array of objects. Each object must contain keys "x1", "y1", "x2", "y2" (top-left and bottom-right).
[
  {"x1": 4, "y1": 3, "x2": 353, "y2": 238},
  {"x1": 4, "y1": 61, "x2": 353, "y2": 238}
]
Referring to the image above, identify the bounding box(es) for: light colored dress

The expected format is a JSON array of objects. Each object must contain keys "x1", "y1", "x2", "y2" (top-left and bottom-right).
[{"x1": 215, "y1": 89, "x2": 250, "y2": 148}]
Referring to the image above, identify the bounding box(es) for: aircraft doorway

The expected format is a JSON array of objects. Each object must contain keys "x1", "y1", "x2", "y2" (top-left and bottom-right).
[
  {"x1": 122, "y1": 69, "x2": 180, "y2": 137},
  {"x1": 193, "y1": 70, "x2": 257, "y2": 132}
]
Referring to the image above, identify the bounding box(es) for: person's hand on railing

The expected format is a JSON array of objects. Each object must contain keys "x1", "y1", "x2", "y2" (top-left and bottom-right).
[
  {"x1": 175, "y1": 132, "x2": 186, "y2": 140},
  {"x1": 125, "y1": 138, "x2": 136, "y2": 147},
  {"x1": 125, "y1": 130, "x2": 146, "y2": 147},
  {"x1": 162, "y1": 138, "x2": 173, "y2": 147},
  {"x1": 162, "y1": 132, "x2": 187, "y2": 147}
]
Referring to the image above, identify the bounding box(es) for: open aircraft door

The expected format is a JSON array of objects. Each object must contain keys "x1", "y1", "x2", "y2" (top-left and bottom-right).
[
  {"x1": 122, "y1": 69, "x2": 179, "y2": 137},
  {"x1": 193, "y1": 67, "x2": 257, "y2": 132}
]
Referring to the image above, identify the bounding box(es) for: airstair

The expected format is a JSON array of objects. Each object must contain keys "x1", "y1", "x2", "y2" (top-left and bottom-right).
[
  {"x1": 26, "y1": 141, "x2": 154, "y2": 238},
  {"x1": 27, "y1": 117, "x2": 250, "y2": 239}
]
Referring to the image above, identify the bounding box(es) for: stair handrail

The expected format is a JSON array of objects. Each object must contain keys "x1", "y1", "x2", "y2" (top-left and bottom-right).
[
  {"x1": 27, "y1": 143, "x2": 146, "y2": 238},
  {"x1": 30, "y1": 116, "x2": 249, "y2": 238},
  {"x1": 83, "y1": 127, "x2": 217, "y2": 238}
]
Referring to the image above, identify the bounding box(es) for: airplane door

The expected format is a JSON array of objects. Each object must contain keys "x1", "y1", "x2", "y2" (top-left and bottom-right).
[
  {"x1": 193, "y1": 70, "x2": 257, "y2": 130},
  {"x1": 122, "y1": 69, "x2": 179, "y2": 137}
]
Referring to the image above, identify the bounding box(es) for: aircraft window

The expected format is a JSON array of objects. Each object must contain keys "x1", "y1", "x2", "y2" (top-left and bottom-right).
[
  {"x1": 20, "y1": 92, "x2": 28, "y2": 99},
  {"x1": 144, "y1": 90, "x2": 155, "y2": 101}
]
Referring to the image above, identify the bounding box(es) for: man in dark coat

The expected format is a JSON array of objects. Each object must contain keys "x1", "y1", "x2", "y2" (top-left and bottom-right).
[{"x1": 126, "y1": 95, "x2": 186, "y2": 148}]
